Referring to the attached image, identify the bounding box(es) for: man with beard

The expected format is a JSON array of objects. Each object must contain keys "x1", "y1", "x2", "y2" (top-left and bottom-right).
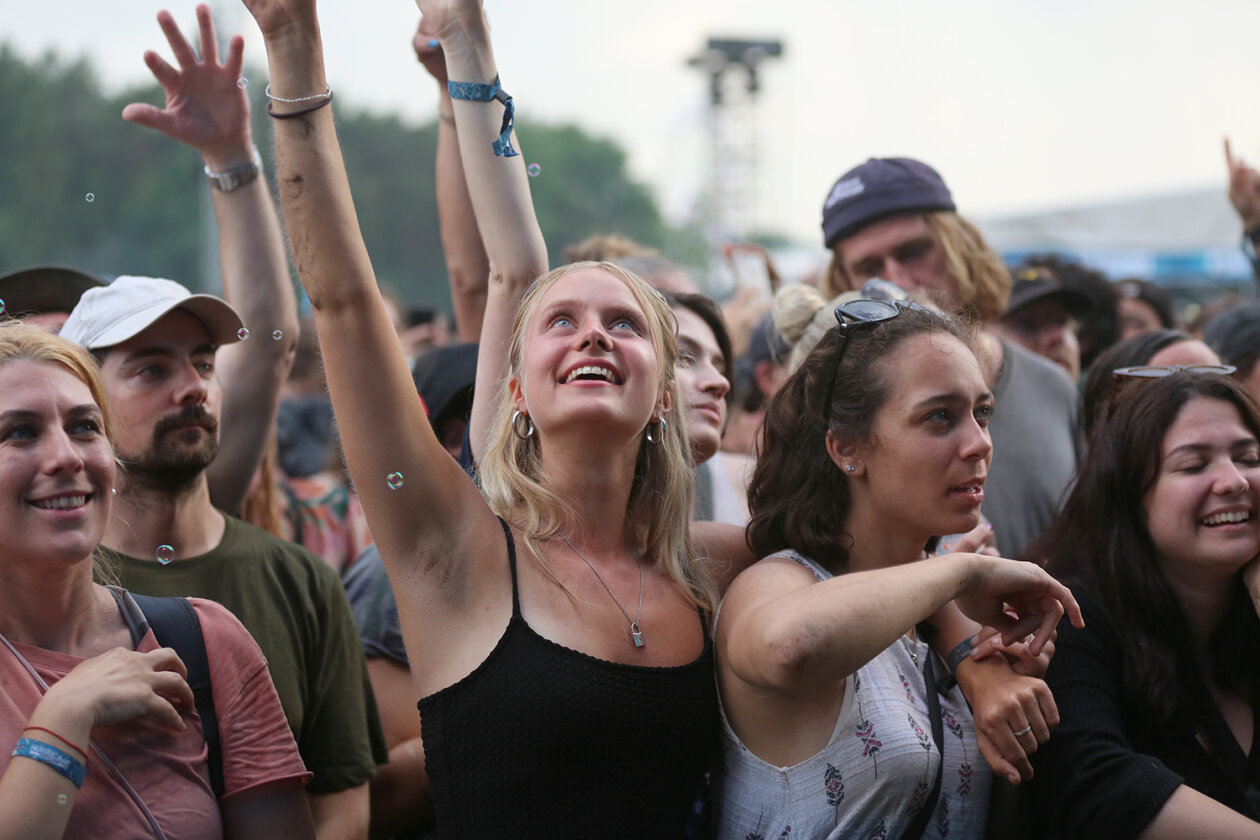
[{"x1": 61, "y1": 276, "x2": 386, "y2": 840}]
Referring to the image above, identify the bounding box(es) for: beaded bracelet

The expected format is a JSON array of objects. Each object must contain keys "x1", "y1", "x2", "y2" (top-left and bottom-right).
[
  {"x1": 264, "y1": 83, "x2": 332, "y2": 103},
  {"x1": 267, "y1": 91, "x2": 335, "y2": 120},
  {"x1": 447, "y1": 75, "x2": 517, "y2": 157},
  {"x1": 13, "y1": 738, "x2": 87, "y2": 788}
]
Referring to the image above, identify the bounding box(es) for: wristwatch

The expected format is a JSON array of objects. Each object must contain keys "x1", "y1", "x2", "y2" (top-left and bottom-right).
[{"x1": 204, "y1": 145, "x2": 262, "y2": 192}]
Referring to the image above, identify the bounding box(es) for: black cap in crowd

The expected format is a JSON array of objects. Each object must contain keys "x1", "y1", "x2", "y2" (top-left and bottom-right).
[
  {"x1": 1005, "y1": 268, "x2": 1092, "y2": 316},
  {"x1": 412, "y1": 343, "x2": 479, "y2": 429},
  {"x1": 821, "y1": 158, "x2": 956, "y2": 249},
  {"x1": 0, "y1": 265, "x2": 106, "y2": 316}
]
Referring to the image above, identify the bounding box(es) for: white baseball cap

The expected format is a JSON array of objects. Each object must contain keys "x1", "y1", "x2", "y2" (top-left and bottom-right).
[{"x1": 60, "y1": 275, "x2": 244, "y2": 351}]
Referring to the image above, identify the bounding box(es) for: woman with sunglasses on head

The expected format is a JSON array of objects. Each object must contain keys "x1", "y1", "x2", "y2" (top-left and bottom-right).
[
  {"x1": 1025, "y1": 370, "x2": 1260, "y2": 838},
  {"x1": 713, "y1": 300, "x2": 1082, "y2": 839},
  {"x1": 0, "y1": 322, "x2": 312, "y2": 840}
]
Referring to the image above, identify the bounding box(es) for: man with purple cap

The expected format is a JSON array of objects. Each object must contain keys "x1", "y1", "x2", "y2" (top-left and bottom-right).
[
  {"x1": 62, "y1": 273, "x2": 386, "y2": 839},
  {"x1": 819, "y1": 157, "x2": 1079, "y2": 557}
]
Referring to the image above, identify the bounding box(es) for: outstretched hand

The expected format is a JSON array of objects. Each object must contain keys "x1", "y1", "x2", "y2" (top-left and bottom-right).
[
  {"x1": 952, "y1": 556, "x2": 1082, "y2": 657},
  {"x1": 121, "y1": 5, "x2": 251, "y2": 166},
  {"x1": 1225, "y1": 137, "x2": 1260, "y2": 233},
  {"x1": 44, "y1": 647, "x2": 194, "y2": 733}
]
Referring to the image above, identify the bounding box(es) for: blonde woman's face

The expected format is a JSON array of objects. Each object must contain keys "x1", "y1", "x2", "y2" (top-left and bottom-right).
[{"x1": 514, "y1": 269, "x2": 667, "y2": 440}]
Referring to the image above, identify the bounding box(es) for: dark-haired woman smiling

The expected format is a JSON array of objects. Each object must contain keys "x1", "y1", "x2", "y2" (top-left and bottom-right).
[{"x1": 1028, "y1": 370, "x2": 1260, "y2": 838}]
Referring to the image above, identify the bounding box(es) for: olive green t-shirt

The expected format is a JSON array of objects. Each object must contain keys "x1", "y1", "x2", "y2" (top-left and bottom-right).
[{"x1": 107, "y1": 515, "x2": 387, "y2": 794}]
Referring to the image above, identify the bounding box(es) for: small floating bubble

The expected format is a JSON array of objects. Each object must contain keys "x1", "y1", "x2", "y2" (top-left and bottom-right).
[
  {"x1": 0, "y1": 300, "x2": 5, "y2": 316},
  {"x1": 236, "y1": 76, "x2": 248, "y2": 89},
  {"x1": 156, "y1": 545, "x2": 175, "y2": 565},
  {"x1": 57, "y1": 794, "x2": 68, "y2": 805},
  {"x1": 386, "y1": 472, "x2": 405, "y2": 490},
  {"x1": 237, "y1": 327, "x2": 250, "y2": 341},
  {"x1": 527, "y1": 163, "x2": 541, "y2": 178},
  {"x1": 271, "y1": 329, "x2": 283, "y2": 341},
  {"x1": 85, "y1": 193, "x2": 95, "y2": 203}
]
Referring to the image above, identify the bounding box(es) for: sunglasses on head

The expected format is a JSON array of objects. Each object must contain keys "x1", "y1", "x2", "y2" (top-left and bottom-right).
[
  {"x1": 822, "y1": 299, "x2": 928, "y2": 424},
  {"x1": 1112, "y1": 364, "x2": 1236, "y2": 381}
]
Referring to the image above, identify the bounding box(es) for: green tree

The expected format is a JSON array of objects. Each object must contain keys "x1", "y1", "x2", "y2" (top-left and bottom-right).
[{"x1": 0, "y1": 44, "x2": 677, "y2": 312}]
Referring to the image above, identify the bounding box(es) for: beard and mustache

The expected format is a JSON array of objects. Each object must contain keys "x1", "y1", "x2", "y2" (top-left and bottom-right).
[{"x1": 119, "y1": 404, "x2": 221, "y2": 493}]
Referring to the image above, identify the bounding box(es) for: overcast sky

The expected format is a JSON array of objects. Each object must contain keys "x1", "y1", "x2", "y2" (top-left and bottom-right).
[{"x1": 5, "y1": 0, "x2": 1259, "y2": 247}]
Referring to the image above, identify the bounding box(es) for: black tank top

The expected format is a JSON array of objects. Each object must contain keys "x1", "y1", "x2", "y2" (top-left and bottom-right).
[{"x1": 418, "y1": 519, "x2": 719, "y2": 838}]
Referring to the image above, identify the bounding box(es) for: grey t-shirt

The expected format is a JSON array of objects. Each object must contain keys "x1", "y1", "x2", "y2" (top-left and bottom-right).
[{"x1": 984, "y1": 339, "x2": 1080, "y2": 556}]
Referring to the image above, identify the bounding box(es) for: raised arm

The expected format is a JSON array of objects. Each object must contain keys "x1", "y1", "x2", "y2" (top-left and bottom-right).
[
  {"x1": 122, "y1": 4, "x2": 298, "y2": 514},
  {"x1": 238, "y1": 0, "x2": 505, "y2": 691},
  {"x1": 414, "y1": 18, "x2": 490, "y2": 343},
  {"x1": 416, "y1": 0, "x2": 549, "y2": 459}
]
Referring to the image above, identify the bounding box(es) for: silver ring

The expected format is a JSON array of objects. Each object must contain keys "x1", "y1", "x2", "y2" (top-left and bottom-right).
[{"x1": 1013, "y1": 725, "x2": 1033, "y2": 737}]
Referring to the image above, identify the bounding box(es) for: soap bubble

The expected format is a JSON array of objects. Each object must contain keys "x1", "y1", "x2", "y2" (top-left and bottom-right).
[
  {"x1": 386, "y1": 472, "x2": 405, "y2": 490},
  {"x1": 85, "y1": 193, "x2": 95, "y2": 203},
  {"x1": 156, "y1": 545, "x2": 175, "y2": 565},
  {"x1": 57, "y1": 794, "x2": 68, "y2": 805},
  {"x1": 236, "y1": 77, "x2": 248, "y2": 89},
  {"x1": 527, "y1": 163, "x2": 541, "y2": 178},
  {"x1": 0, "y1": 300, "x2": 5, "y2": 315},
  {"x1": 237, "y1": 328, "x2": 250, "y2": 341},
  {"x1": 271, "y1": 329, "x2": 283, "y2": 340}
]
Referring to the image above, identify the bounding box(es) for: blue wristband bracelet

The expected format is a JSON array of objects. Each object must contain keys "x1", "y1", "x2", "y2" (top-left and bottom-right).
[
  {"x1": 13, "y1": 738, "x2": 87, "y2": 788},
  {"x1": 446, "y1": 75, "x2": 518, "y2": 158}
]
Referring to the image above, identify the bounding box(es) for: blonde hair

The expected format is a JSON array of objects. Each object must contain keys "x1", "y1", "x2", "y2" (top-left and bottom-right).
[
  {"x1": 477, "y1": 262, "x2": 716, "y2": 616},
  {"x1": 822, "y1": 210, "x2": 1011, "y2": 322},
  {"x1": 0, "y1": 320, "x2": 115, "y2": 440},
  {"x1": 773, "y1": 284, "x2": 860, "y2": 374}
]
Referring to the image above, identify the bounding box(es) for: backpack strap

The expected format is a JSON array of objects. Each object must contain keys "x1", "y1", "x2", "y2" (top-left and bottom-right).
[{"x1": 129, "y1": 594, "x2": 224, "y2": 798}]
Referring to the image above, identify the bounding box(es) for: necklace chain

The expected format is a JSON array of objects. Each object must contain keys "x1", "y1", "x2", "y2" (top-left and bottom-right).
[{"x1": 561, "y1": 534, "x2": 646, "y2": 648}]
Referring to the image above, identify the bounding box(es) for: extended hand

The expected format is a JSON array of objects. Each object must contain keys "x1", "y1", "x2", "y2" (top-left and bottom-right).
[
  {"x1": 1225, "y1": 137, "x2": 1260, "y2": 233},
  {"x1": 953, "y1": 556, "x2": 1082, "y2": 656},
  {"x1": 121, "y1": 5, "x2": 251, "y2": 166},
  {"x1": 43, "y1": 647, "x2": 194, "y2": 733}
]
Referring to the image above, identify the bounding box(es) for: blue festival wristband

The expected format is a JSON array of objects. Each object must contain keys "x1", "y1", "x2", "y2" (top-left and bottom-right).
[
  {"x1": 446, "y1": 75, "x2": 518, "y2": 158},
  {"x1": 13, "y1": 738, "x2": 87, "y2": 788}
]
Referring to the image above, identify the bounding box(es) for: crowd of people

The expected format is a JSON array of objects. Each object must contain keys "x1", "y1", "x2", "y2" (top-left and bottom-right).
[{"x1": 0, "y1": 1, "x2": 1258, "y2": 838}]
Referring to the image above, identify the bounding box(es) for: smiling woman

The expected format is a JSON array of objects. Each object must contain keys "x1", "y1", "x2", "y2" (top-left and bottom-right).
[
  {"x1": 0, "y1": 321, "x2": 313, "y2": 840},
  {"x1": 1026, "y1": 371, "x2": 1260, "y2": 838}
]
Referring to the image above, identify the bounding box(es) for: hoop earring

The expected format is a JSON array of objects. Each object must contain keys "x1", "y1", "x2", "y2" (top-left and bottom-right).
[
  {"x1": 645, "y1": 417, "x2": 666, "y2": 444},
  {"x1": 511, "y1": 409, "x2": 535, "y2": 439}
]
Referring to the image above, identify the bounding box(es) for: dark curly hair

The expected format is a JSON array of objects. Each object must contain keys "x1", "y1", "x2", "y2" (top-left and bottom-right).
[
  {"x1": 746, "y1": 305, "x2": 971, "y2": 573},
  {"x1": 1026, "y1": 372, "x2": 1260, "y2": 729}
]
